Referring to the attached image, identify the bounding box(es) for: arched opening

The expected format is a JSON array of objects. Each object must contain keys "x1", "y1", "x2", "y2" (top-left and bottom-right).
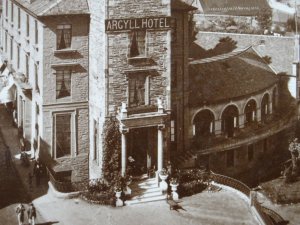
[
  {"x1": 221, "y1": 105, "x2": 239, "y2": 138},
  {"x1": 272, "y1": 87, "x2": 277, "y2": 111},
  {"x1": 244, "y1": 99, "x2": 257, "y2": 126},
  {"x1": 193, "y1": 109, "x2": 215, "y2": 137},
  {"x1": 261, "y1": 94, "x2": 270, "y2": 123}
]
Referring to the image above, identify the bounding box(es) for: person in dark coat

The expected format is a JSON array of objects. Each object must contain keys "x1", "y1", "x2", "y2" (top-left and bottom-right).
[
  {"x1": 27, "y1": 203, "x2": 37, "y2": 225},
  {"x1": 16, "y1": 203, "x2": 25, "y2": 225},
  {"x1": 33, "y1": 160, "x2": 42, "y2": 186}
]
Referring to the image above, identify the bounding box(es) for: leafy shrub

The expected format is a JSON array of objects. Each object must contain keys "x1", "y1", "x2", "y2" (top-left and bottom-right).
[{"x1": 175, "y1": 168, "x2": 208, "y2": 197}]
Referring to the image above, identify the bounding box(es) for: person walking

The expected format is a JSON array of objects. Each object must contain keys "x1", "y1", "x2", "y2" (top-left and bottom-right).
[
  {"x1": 27, "y1": 203, "x2": 37, "y2": 225},
  {"x1": 16, "y1": 203, "x2": 25, "y2": 225}
]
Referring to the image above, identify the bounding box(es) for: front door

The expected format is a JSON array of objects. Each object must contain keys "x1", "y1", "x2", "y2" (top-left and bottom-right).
[{"x1": 128, "y1": 127, "x2": 157, "y2": 175}]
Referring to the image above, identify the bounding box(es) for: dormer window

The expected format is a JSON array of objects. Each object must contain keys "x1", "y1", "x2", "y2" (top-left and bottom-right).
[
  {"x1": 129, "y1": 31, "x2": 146, "y2": 57},
  {"x1": 57, "y1": 24, "x2": 72, "y2": 50}
]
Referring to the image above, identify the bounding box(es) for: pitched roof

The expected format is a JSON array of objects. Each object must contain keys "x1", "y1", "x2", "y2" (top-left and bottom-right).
[
  {"x1": 171, "y1": 0, "x2": 197, "y2": 11},
  {"x1": 189, "y1": 47, "x2": 278, "y2": 107},
  {"x1": 12, "y1": 0, "x2": 89, "y2": 17},
  {"x1": 198, "y1": 0, "x2": 270, "y2": 16}
]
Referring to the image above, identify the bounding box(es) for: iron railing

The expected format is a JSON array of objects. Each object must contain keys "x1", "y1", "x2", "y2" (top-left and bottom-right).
[{"x1": 209, "y1": 171, "x2": 276, "y2": 225}]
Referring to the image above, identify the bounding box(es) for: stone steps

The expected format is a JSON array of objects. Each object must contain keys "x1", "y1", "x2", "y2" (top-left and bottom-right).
[
  {"x1": 125, "y1": 194, "x2": 167, "y2": 205},
  {"x1": 125, "y1": 177, "x2": 166, "y2": 205}
]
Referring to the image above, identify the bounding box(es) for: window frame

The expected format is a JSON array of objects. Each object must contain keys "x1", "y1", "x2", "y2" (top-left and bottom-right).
[
  {"x1": 128, "y1": 30, "x2": 147, "y2": 58},
  {"x1": 17, "y1": 44, "x2": 20, "y2": 69},
  {"x1": 26, "y1": 14, "x2": 29, "y2": 37},
  {"x1": 35, "y1": 20, "x2": 38, "y2": 44},
  {"x1": 127, "y1": 74, "x2": 150, "y2": 107},
  {"x1": 55, "y1": 68, "x2": 72, "y2": 99},
  {"x1": 25, "y1": 54, "x2": 29, "y2": 78},
  {"x1": 10, "y1": 2, "x2": 14, "y2": 23},
  {"x1": 10, "y1": 37, "x2": 13, "y2": 60},
  {"x1": 35, "y1": 62, "x2": 39, "y2": 93},
  {"x1": 6, "y1": 0, "x2": 8, "y2": 18},
  {"x1": 56, "y1": 24, "x2": 72, "y2": 50},
  {"x1": 53, "y1": 112, "x2": 73, "y2": 159},
  {"x1": 17, "y1": 7, "x2": 20, "y2": 29}
]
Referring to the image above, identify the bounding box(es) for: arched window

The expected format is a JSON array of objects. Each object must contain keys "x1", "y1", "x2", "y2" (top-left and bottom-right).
[
  {"x1": 221, "y1": 105, "x2": 239, "y2": 138},
  {"x1": 193, "y1": 109, "x2": 215, "y2": 137},
  {"x1": 244, "y1": 100, "x2": 257, "y2": 126},
  {"x1": 261, "y1": 94, "x2": 270, "y2": 123}
]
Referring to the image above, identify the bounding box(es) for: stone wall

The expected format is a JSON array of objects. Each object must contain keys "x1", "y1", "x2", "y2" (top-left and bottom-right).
[
  {"x1": 42, "y1": 15, "x2": 89, "y2": 104},
  {"x1": 40, "y1": 15, "x2": 89, "y2": 183}
]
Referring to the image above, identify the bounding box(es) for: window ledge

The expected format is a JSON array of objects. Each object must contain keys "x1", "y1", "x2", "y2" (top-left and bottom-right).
[
  {"x1": 54, "y1": 49, "x2": 78, "y2": 55},
  {"x1": 51, "y1": 62, "x2": 80, "y2": 70},
  {"x1": 127, "y1": 56, "x2": 155, "y2": 66},
  {"x1": 127, "y1": 105, "x2": 158, "y2": 115}
]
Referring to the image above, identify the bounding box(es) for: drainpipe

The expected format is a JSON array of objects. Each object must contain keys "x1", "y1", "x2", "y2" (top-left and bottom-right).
[{"x1": 105, "y1": 0, "x2": 109, "y2": 117}]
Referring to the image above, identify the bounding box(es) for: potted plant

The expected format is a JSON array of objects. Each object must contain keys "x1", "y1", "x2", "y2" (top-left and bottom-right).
[
  {"x1": 169, "y1": 177, "x2": 179, "y2": 200},
  {"x1": 114, "y1": 179, "x2": 123, "y2": 207},
  {"x1": 159, "y1": 168, "x2": 168, "y2": 191},
  {"x1": 159, "y1": 168, "x2": 168, "y2": 180}
]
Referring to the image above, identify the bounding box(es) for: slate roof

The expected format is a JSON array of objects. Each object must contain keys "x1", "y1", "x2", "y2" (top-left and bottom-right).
[
  {"x1": 198, "y1": 0, "x2": 270, "y2": 16},
  {"x1": 189, "y1": 47, "x2": 278, "y2": 107},
  {"x1": 12, "y1": 0, "x2": 89, "y2": 17}
]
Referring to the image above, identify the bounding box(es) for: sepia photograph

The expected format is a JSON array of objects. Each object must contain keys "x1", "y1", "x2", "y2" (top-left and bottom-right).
[{"x1": 0, "y1": 0, "x2": 300, "y2": 224}]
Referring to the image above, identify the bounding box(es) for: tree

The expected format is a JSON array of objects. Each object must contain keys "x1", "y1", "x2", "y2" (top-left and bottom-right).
[
  {"x1": 209, "y1": 37, "x2": 237, "y2": 56},
  {"x1": 262, "y1": 56, "x2": 272, "y2": 64},
  {"x1": 256, "y1": 8, "x2": 272, "y2": 33}
]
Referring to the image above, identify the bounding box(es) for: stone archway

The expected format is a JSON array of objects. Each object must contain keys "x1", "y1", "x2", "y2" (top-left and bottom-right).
[
  {"x1": 221, "y1": 105, "x2": 239, "y2": 138},
  {"x1": 244, "y1": 99, "x2": 257, "y2": 126},
  {"x1": 261, "y1": 94, "x2": 270, "y2": 123},
  {"x1": 193, "y1": 109, "x2": 215, "y2": 137}
]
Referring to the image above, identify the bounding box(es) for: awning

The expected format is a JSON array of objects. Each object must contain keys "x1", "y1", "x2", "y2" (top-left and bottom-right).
[{"x1": 0, "y1": 75, "x2": 16, "y2": 104}]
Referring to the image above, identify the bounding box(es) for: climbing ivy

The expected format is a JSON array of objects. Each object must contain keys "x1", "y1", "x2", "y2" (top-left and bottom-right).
[{"x1": 102, "y1": 117, "x2": 122, "y2": 191}]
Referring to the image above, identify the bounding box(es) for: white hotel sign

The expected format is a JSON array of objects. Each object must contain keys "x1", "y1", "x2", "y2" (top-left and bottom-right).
[{"x1": 105, "y1": 17, "x2": 172, "y2": 32}]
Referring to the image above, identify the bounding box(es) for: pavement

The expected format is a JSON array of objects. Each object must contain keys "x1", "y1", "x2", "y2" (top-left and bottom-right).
[{"x1": 0, "y1": 105, "x2": 258, "y2": 225}]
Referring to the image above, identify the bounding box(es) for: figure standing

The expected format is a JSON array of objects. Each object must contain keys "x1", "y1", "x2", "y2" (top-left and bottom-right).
[
  {"x1": 16, "y1": 203, "x2": 25, "y2": 225},
  {"x1": 20, "y1": 137, "x2": 25, "y2": 152},
  {"x1": 27, "y1": 203, "x2": 37, "y2": 225},
  {"x1": 33, "y1": 160, "x2": 41, "y2": 186}
]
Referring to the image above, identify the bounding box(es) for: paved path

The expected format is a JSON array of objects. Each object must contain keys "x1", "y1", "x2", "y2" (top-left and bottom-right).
[{"x1": 0, "y1": 105, "x2": 258, "y2": 225}]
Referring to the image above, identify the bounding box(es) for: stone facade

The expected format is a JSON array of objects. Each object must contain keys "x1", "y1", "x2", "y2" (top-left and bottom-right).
[
  {"x1": 88, "y1": 0, "x2": 176, "y2": 179},
  {"x1": 1, "y1": 0, "x2": 89, "y2": 186}
]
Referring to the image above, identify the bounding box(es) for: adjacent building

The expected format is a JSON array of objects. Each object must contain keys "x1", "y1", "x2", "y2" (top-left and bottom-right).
[
  {"x1": 0, "y1": 0, "x2": 90, "y2": 188},
  {"x1": 186, "y1": 47, "x2": 295, "y2": 177}
]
